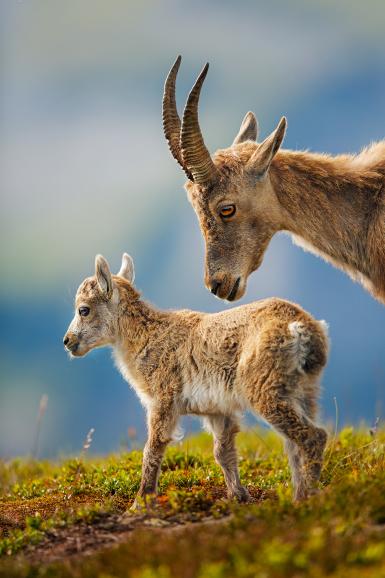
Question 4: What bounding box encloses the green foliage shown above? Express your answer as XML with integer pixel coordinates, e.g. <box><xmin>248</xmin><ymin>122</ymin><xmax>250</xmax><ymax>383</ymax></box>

<box><xmin>0</xmin><ymin>428</ymin><xmax>385</xmax><ymax>577</ymax></box>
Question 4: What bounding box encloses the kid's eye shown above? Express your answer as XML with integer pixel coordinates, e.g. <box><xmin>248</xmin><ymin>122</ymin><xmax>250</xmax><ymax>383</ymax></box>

<box><xmin>219</xmin><ymin>204</ymin><xmax>236</xmax><ymax>219</ymax></box>
<box><xmin>79</xmin><ymin>306</ymin><xmax>90</xmax><ymax>317</ymax></box>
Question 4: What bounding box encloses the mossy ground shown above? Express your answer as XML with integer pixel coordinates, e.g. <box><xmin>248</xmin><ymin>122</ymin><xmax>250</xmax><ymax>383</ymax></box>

<box><xmin>1</xmin><ymin>427</ymin><xmax>385</xmax><ymax>577</ymax></box>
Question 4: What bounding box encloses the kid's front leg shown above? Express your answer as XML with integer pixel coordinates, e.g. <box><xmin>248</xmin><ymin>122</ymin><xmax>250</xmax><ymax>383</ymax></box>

<box><xmin>132</xmin><ymin>403</ymin><xmax>178</xmax><ymax>511</ymax></box>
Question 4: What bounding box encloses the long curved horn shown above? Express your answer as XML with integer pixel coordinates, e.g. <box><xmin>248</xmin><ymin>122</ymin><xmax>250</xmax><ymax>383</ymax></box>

<box><xmin>181</xmin><ymin>63</ymin><xmax>219</xmax><ymax>186</ymax></box>
<box><xmin>162</xmin><ymin>56</ymin><xmax>193</xmax><ymax>180</ymax></box>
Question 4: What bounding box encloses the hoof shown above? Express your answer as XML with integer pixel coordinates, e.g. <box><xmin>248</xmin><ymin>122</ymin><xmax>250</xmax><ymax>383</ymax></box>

<box><xmin>293</xmin><ymin>485</ymin><xmax>308</xmax><ymax>502</ymax></box>
<box><xmin>229</xmin><ymin>486</ymin><xmax>251</xmax><ymax>503</ymax></box>
<box><xmin>294</xmin><ymin>485</ymin><xmax>321</xmax><ymax>502</ymax></box>
<box><xmin>129</xmin><ymin>499</ymin><xmax>142</xmax><ymax>513</ymax></box>
<box><xmin>130</xmin><ymin>494</ymin><xmax>157</xmax><ymax>513</ymax></box>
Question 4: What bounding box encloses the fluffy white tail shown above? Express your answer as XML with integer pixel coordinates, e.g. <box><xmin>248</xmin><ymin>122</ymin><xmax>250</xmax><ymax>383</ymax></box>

<box><xmin>287</xmin><ymin>320</ymin><xmax>328</xmax><ymax>374</ymax></box>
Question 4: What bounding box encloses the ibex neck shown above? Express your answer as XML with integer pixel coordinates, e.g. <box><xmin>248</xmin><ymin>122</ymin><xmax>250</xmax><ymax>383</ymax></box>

<box><xmin>116</xmin><ymin>296</ymin><xmax>170</xmax><ymax>359</ymax></box>
<box><xmin>270</xmin><ymin>149</ymin><xmax>383</xmax><ymax>280</ymax></box>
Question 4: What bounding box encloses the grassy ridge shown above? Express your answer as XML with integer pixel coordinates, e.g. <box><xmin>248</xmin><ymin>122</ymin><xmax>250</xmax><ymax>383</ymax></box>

<box><xmin>0</xmin><ymin>428</ymin><xmax>385</xmax><ymax>577</ymax></box>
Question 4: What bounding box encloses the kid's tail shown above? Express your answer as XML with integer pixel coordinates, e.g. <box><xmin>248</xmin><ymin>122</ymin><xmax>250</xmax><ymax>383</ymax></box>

<box><xmin>287</xmin><ymin>319</ymin><xmax>329</xmax><ymax>374</ymax></box>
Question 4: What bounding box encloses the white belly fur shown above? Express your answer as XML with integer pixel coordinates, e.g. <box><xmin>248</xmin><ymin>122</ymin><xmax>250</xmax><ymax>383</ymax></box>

<box><xmin>114</xmin><ymin>348</ymin><xmax>249</xmax><ymax>417</ymax></box>
<box><xmin>182</xmin><ymin>376</ymin><xmax>249</xmax><ymax>415</ymax></box>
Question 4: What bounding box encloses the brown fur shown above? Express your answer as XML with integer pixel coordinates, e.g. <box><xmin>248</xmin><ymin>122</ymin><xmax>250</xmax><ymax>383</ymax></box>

<box><xmin>64</xmin><ymin>254</ymin><xmax>329</xmax><ymax>507</ymax></box>
<box><xmin>182</xmin><ymin>117</ymin><xmax>385</xmax><ymax>303</ymax></box>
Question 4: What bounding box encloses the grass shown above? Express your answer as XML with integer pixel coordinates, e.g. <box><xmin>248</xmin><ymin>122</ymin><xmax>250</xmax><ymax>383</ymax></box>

<box><xmin>0</xmin><ymin>427</ymin><xmax>385</xmax><ymax>577</ymax></box>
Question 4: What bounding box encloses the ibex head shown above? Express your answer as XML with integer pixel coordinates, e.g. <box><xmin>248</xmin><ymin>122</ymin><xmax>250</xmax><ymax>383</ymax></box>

<box><xmin>63</xmin><ymin>254</ymin><xmax>136</xmax><ymax>356</ymax></box>
<box><xmin>163</xmin><ymin>56</ymin><xmax>286</xmax><ymax>301</ymax></box>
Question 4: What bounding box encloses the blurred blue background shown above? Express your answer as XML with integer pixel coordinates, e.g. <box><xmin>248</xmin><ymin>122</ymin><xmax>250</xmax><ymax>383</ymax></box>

<box><xmin>1</xmin><ymin>0</ymin><xmax>385</xmax><ymax>457</ymax></box>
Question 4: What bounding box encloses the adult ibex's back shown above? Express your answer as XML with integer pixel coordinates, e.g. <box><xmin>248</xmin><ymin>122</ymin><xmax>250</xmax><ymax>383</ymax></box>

<box><xmin>163</xmin><ymin>56</ymin><xmax>385</xmax><ymax>304</ymax></box>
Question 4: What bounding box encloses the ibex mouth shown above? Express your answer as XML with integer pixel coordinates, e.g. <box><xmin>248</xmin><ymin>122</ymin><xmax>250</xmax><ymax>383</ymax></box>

<box><xmin>227</xmin><ymin>277</ymin><xmax>241</xmax><ymax>302</ymax></box>
<box><xmin>66</xmin><ymin>343</ymin><xmax>79</xmax><ymax>355</ymax></box>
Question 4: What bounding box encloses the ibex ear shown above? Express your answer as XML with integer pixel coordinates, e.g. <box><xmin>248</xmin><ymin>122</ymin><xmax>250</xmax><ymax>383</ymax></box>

<box><xmin>95</xmin><ymin>254</ymin><xmax>113</xmax><ymax>298</ymax></box>
<box><xmin>248</xmin><ymin>116</ymin><xmax>286</xmax><ymax>177</ymax></box>
<box><xmin>118</xmin><ymin>253</ymin><xmax>135</xmax><ymax>284</ymax></box>
<box><xmin>232</xmin><ymin>112</ymin><xmax>258</xmax><ymax>145</ymax></box>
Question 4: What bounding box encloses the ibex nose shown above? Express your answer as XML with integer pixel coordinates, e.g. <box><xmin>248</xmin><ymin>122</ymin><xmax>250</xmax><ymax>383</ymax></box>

<box><xmin>63</xmin><ymin>333</ymin><xmax>79</xmax><ymax>353</ymax></box>
<box><xmin>210</xmin><ymin>280</ymin><xmax>222</xmax><ymax>296</ymax></box>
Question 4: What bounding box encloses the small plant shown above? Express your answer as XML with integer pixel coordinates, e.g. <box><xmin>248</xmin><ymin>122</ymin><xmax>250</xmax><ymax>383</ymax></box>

<box><xmin>369</xmin><ymin>417</ymin><xmax>380</xmax><ymax>437</ymax></box>
<box><xmin>31</xmin><ymin>394</ymin><xmax>48</xmax><ymax>460</ymax></box>
<box><xmin>75</xmin><ymin>427</ymin><xmax>95</xmax><ymax>480</ymax></box>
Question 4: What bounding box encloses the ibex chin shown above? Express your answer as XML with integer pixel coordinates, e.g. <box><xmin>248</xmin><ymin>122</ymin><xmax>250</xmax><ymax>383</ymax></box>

<box><xmin>163</xmin><ymin>56</ymin><xmax>385</xmax><ymax>303</ymax></box>
<box><xmin>64</xmin><ymin>253</ymin><xmax>329</xmax><ymax>506</ymax></box>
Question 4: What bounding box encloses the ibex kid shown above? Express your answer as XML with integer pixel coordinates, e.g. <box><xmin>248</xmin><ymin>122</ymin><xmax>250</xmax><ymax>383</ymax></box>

<box><xmin>64</xmin><ymin>253</ymin><xmax>329</xmax><ymax>507</ymax></box>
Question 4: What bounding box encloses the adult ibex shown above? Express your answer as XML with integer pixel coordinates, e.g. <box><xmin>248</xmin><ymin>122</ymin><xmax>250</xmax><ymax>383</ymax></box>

<box><xmin>64</xmin><ymin>253</ymin><xmax>328</xmax><ymax>506</ymax></box>
<box><xmin>163</xmin><ymin>56</ymin><xmax>385</xmax><ymax>303</ymax></box>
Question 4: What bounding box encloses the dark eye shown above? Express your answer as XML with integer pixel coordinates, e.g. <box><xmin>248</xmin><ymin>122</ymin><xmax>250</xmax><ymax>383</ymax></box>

<box><xmin>219</xmin><ymin>204</ymin><xmax>236</xmax><ymax>219</ymax></box>
<box><xmin>79</xmin><ymin>306</ymin><xmax>90</xmax><ymax>317</ymax></box>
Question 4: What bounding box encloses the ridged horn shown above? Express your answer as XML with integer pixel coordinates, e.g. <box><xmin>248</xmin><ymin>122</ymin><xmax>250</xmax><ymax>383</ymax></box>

<box><xmin>181</xmin><ymin>63</ymin><xmax>219</xmax><ymax>186</ymax></box>
<box><xmin>162</xmin><ymin>56</ymin><xmax>193</xmax><ymax>180</ymax></box>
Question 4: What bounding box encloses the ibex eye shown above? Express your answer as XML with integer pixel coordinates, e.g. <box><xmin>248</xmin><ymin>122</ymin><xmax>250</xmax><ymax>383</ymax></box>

<box><xmin>220</xmin><ymin>204</ymin><xmax>236</xmax><ymax>219</ymax></box>
<box><xmin>79</xmin><ymin>306</ymin><xmax>90</xmax><ymax>317</ymax></box>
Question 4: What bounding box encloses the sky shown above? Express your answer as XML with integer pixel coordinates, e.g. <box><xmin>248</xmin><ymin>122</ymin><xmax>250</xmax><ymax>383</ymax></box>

<box><xmin>1</xmin><ymin>0</ymin><xmax>385</xmax><ymax>457</ymax></box>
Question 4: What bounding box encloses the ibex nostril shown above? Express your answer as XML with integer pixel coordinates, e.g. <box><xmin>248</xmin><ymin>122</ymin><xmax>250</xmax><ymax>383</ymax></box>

<box><xmin>63</xmin><ymin>336</ymin><xmax>69</xmax><ymax>346</ymax></box>
<box><xmin>210</xmin><ymin>281</ymin><xmax>221</xmax><ymax>296</ymax></box>
<box><xmin>227</xmin><ymin>277</ymin><xmax>241</xmax><ymax>302</ymax></box>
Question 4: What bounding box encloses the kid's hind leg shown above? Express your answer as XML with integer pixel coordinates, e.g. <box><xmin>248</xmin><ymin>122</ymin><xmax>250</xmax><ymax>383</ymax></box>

<box><xmin>254</xmin><ymin>386</ymin><xmax>327</xmax><ymax>501</ymax></box>
<box><xmin>204</xmin><ymin>414</ymin><xmax>250</xmax><ymax>502</ymax></box>
<box><xmin>301</xmin><ymin>394</ymin><xmax>327</xmax><ymax>488</ymax></box>
<box><xmin>285</xmin><ymin>391</ymin><xmax>326</xmax><ymax>499</ymax></box>
<box><xmin>284</xmin><ymin>438</ymin><xmax>308</xmax><ymax>501</ymax></box>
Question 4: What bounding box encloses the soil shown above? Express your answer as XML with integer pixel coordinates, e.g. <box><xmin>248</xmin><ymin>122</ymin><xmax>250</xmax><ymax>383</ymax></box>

<box><xmin>0</xmin><ymin>487</ymin><xmax>269</xmax><ymax>566</ymax></box>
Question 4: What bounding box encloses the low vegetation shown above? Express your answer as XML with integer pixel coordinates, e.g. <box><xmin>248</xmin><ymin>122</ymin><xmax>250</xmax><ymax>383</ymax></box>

<box><xmin>0</xmin><ymin>427</ymin><xmax>385</xmax><ymax>577</ymax></box>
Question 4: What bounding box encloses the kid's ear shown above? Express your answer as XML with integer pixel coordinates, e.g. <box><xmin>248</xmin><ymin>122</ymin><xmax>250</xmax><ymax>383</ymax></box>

<box><xmin>232</xmin><ymin>111</ymin><xmax>258</xmax><ymax>145</ymax></box>
<box><xmin>118</xmin><ymin>253</ymin><xmax>135</xmax><ymax>284</ymax></box>
<box><xmin>95</xmin><ymin>254</ymin><xmax>113</xmax><ymax>297</ymax></box>
<box><xmin>248</xmin><ymin>116</ymin><xmax>286</xmax><ymax>177</ymax></box>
